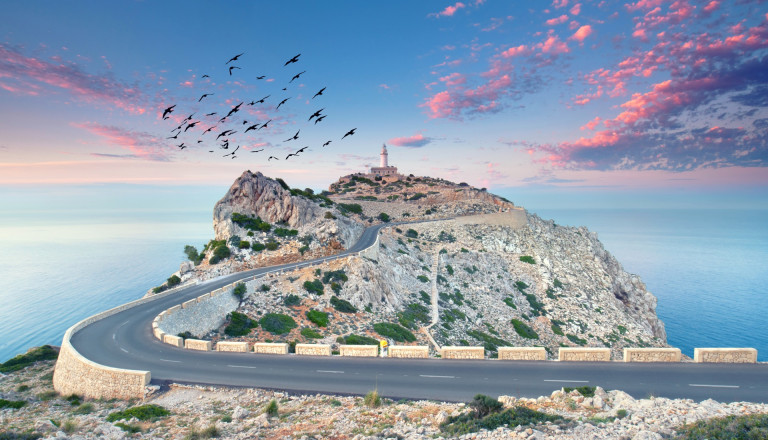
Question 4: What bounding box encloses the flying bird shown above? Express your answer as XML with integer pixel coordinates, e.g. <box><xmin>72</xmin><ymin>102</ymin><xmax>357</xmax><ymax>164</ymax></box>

<box><xmin>205</xmin><ymin>112</ymin><xmax>217</xmax><ymax>116</ymax></box>
<box><xmin>256</xmin><ymin>75</ymin><xmax>265</xmax><ymax>80</ymax></box>
<box><xmin>284</xmin><ymin>130</ymin><xmax>300</xmax><ymax>142</ymax></box>
<box><xmin>202</xmin><ymin>74</ymin><xmax>210</xmax><ymax>78</ymax></box>
<box><xmin>184</xmin><ymin>121</ymin><xmax>199</xmax><ymax>132</ymax></box>
<box><xmin>229</xmin><ymin>66</ymin><xmax>241</xmax><ymax>75</ymax></box>
<box><xmin>167</xmin><ymin>133</ymin><xmax>179</xmax><ymax>140</ymax></box>
<box><xmin>342</xmin><ymin>128</ymin><xmax>357</xmax><ymax>139</ymax></box>
<box><xmin>308</xmin><ymin>108</ymin><xmax>324</xmax><ymax>121</ymax></box>
<box><xmin>312</xmin><ymin>87</ymin><xmax>326</xmax><ymax>99</ymax></box>
<box><xmin>276</xmin><ymin>98</ymin><xmax>289</xmax><ymax>110</ymax></box>
<box><xmin>285</xmin><ymin>152</ymin><xmax>299</xmax><ymax>160</ymax></box>
<box><xmin>198</xmin><ymin>93</ymin><xmax>214</xmax><ymax>102</ymax></box>
<box><xmin>203</xmin><ymin>126</ymin><xmax>217</xmax><ymax>134</ymax></box>
<box><xmin>251</xmin><ymin>148</ymin><xmax>264</xmax><ymax>153</ymax></box>
<box><xmin>255</xmin><ymin>95</ymin><xmax>270</xmax><ymax>104</ymax></box>
<box><xmin>184</xmin><ymin>113</ymin><xmax>195</xmax><ymax>122</ymax></box>
<box><xmin>297</xmin><ymin>146</ymin><xmax>308</xmax><ymax>153</ymax></box>
<box><xmin>226</xmin><ymin>52</ymin><xmax>244</xmax><ymax>64</ymax></box>
<box><xmin>245</xmin><ymin>123</ymin><xmax>260</xmax><ymax>133</ymax></box>
<box><xmin>322</xmin><ymin>140</ymin><xmax>332</xmax><ymax>147</ymax></box>
<box><xmin>216</xmin><ymin>129</ymin><xmax>235</xmax><ymax>140</ymax></box>
<box><xmin>177</xmin><ymin>142</ymin><xmax>187</xmax><ymax>149</ymax></box>
<box><xmin>225</xmin><ymin>102</ymin><xmax>243</xmax><ymax>118</ymax></box>
<box><xmin>162</xmin><ymin>105</ymin><xmax>176</xmax><ymax>120</ymax></box>
<box><xmin>259</xmin><ymin>119</ymin><xmax>272</xmax><ymax>130</ymax></box>
<box><xmin>314</xmin><ymin>115</ymin><xmax>326</xmax><ymax>124</ymax></box>
<box><xmin>284</xmin><ymin>53</ymin><xmax>300</xmax><ymax>66</ymax></box>
<box><xmin>242</xmin><ymin>120</ymin><xmax>249</xmax><ymax>125</ymax></box>
<box><xmin>268</xmin><ymin>156</ymin><xmax>279</xmax><ymax>161</ymax></box>
<box><xmin>289</xmin><ymin>70</ymin><xmax>306</xmax><ymax>83</ymax></box>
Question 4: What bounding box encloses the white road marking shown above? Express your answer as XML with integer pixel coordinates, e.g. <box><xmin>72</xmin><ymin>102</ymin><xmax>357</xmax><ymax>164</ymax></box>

<box><xmin>120</xmin><ymin>347</ymin><xmax>129</xmax><ymax>354</ymax></box>
<box><xmin>419</xmin><ymin>375</ymin><xmax>455</xmax><ymax>379</ymax></box>
<box><xmin>160</xmin><ymin>359</ymin><xmax>181</xmax><ymax>363</ymax></box>
<box><xmin>317</xmin><ymin>370</ymin><xmax>345</xmax><ymax>374</ymax></box>
<box><xmin>543</xmin><ymin>379</ymin><xmax>590</xmax><ymax>383</ymax></box>
<box><xmin>112</xmin><ymin>334</ymin><xmax>116</xmax><ymax>341</ymax></box>
<box><xmin>689</xmin><ymin>384</ymin><xmax>740</xmax><ymax>388</ymax></box>
<box><xmin>228</xmin><ymin>365</ymin><xmax>257</xmax><ymax>369</ymax></box>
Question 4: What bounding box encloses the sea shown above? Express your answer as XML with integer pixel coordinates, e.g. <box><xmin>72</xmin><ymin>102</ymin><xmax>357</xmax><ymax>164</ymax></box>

<box><xmin>1</xmin><ymin>200</ymin><xmax>766</xmax><ymax>362</ymax></box>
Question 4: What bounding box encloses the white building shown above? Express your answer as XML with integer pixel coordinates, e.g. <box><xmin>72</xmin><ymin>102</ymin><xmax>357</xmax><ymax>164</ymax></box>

<box><xmin>369</xmin><ymin>144</ymin><xmax>399</xmax><ymax>177</ymax></box>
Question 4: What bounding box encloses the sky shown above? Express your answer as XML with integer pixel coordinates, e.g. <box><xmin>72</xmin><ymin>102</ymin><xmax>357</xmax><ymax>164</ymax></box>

<box><xmin>1</xmin><ymin>1</ymin><xmax>768</xmax><ymax>210</ymax></box>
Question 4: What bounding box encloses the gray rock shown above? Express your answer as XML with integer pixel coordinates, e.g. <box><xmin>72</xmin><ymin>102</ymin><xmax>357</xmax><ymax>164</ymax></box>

<box><xmin>232</xmin><ymin>405</ymin><xmax>249</xmax><ymax>420</ymax></box>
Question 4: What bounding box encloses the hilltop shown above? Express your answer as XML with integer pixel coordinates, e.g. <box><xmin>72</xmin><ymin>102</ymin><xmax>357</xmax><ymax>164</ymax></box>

<box><xmin>154</xmin><ymin>170</ymin><xmax>667</xmax><ymax>359</ymax></box>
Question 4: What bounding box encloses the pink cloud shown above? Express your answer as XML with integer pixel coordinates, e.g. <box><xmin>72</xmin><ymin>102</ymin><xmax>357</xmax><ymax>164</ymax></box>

<box><xmin>429</xmin><ymin>2</ymin><xmax>466</xmax><ymax>18</ymax></box>
<box><xmin>581</xmin><ymin>117</ymin><xmax>602</xmax><ymax>130</ymax></box>
<box><xmin>0</xmin><ymin>44</ymin><xmax>147</xmax><ymax>115</ymax></box>
<box><xmin>538</xmin><ymin>31</ymin><xmax>570</xmax><ymax>54</ymax></box>
<box><xmin>570</xmin><ymin>3</ymin><xmax>582</xmax><ymax>15</ymax></box>
<box><xmin>545</xmin><ymin>14</ymin><xmax>569</xmax><ymax>26</ymax></box>
<box><xmin>73</xmin><ymin>122</ymin><xmax>171</xmax><ymax>161</ymax></box>
<box><xmin>501</xmin><ymin>45</ymin><xmax>530</xmax><ymax>58</ymax></box>
<box><xmin>422</xmin><ymin>74</ymin><xmax>513</xmax><ymax>119</ymax></box>
<box><xmin>570</xmin><ymin>25</ymin><xmax>593</xmax><ymax>42</ymax></box>
<box><xmin>388</xmin><ymin>134</ymin><xmax>433</xmax><ymax>148</ymax></box>
<box><xmin>552</xmin><ymin>0</ymin><xmax>569</xmax><ymax>8</ymax></box>
<box><xmin>440</xmin><ymin>72</ymin><xmax>467</xmax><ymax>86</ymax></box>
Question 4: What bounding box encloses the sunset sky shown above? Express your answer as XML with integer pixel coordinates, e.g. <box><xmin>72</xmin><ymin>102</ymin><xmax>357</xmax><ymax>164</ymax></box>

<box><xmin>2</xmin><ymin>1</ymin><xmax>767</xmax><ymax>209</ymax></box>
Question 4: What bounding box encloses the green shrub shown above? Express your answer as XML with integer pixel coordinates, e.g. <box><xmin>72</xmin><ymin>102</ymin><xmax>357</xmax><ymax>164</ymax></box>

<box><xmin>238</xmin><ymin>240</ymin><xmax>251</xmax><ymax>249</ymax></box>
<box><xmin>338</xmin><ymin>203</ymin><xmax>363</xmax><ymax>214</ymax></box>
<box><xmin>525</xmin><ymin>294</ymin><xmax>546</xmax><ymax>316</ymax></box>
<box><xmin>519</xmin><ymin>255</ymin><xmax>536</xmax><ymax>264</ymax></box>
<box><xmin>273</xmin><ymin>227</ymin><xmax>298</xmax><ymax>237</ymax></box>
<box><xmin>265</xmin><ymin>240</ymin><xmax>280</xmax><ymax>251</ymax></box>
<box><xmin>232</xmin><ymin>282</ymin><xmax>246</xmax><ymax>301</ymax></box>
<box><xmin>511</xmin><ymin>319</ymin><xmax>539</xmax><ymax>340</ymax></box>
<box><xmin>566</xmin><ymin>334</ymin><xmax>587</xmax><ymax>346</ymax></box>
<box><xmin>228</xmin><ymin>235</ymin><xmax>241</xmax><ymax>247</ymax></box>
<box><xmin>299</xmin><ymin>245</ymin><xmax>309</xmax><ymax>255</ymax></box>
<box><xmin>419</xmin><ymin>290</ymin><xmax>431</xmax><ymax>304</ymax></box>
<box><xmin>563</xmin><ymin>386</ymin><xmax>595</xmax><ymax>397</ymax></box>
<box><xmin>306</xmin><ymin>309</ymin><xmax>329</xmax><ymax>327</ymax></box>
<box><xmin>260</xmin><ymin>313</ymin><xmax>297</xmax><ymax>334</ymax></box>
<box><xmin>167</xmin><ymin>275</ymin><xmax>181</xmax><ymax>287</ymax></box>
<box><xmin>330</xmin><ymin>296</ymin><xmax>357</xmax><ymax>313</ymax></box>
<box><xmin>225</xmin><ymin>311</ymin><xmax>257</xmax><ymax>337</ymax></box>
<box><xmin>441</xmin><ymin>404</ymin><xmax>562</xmax><ymax>436</ymax></box>
<box><xmin>184</xmin><ymin>245</ymin><xmax>201</xmax><ymax>264</ymax></box>
<box><xmin>470</xmin><ymin>394</ymin><xmax>503</xmax><ymax>418</ymax></box>
<box><xmin>378</xmin><ymin>212</ymin><xmax>390</xmax><ymax>222</ymax></box>
<box><xmin>364</xmin><ymin>389</ymin><xmax>381</xmax><ymax>408</ymax></box>
<box><xmin>551</xmin><ymin>323</ymin><xmax>565</xmax><ymax>336</ymax></box>
<box><xmin>260</xmin><ymin>284</ymin><xmax>271</xmax><ymax>292</ymax></box>
<box><xmin>503</xmin><ymin>297</ymin><xmax>517</xmax><ymax>309</ymax></box>
<box><xmin>416</xmin><ymin>275</ymin><xmax>429</xmax><ymax>283</ymax></box>
<box><xmin>322</xmin><ymin>269</ymin><xmax>348</xmax><ymax>284</ymax></box>
<box><xmin>675</xmin><ymin>414</ymin><xmax>768</xmax><ymax>439</ymax></box>
<box><xmin>0</xmin><ymin>399</ymin><xmax>26</xmax><ymax>409</ymax></box>
<box><xmin>445</xmin><ymin>264</ymin><xmax>454</xmax><ymax>275</ymax></box>
<box><xmin>209</xmin><ymin>244</ymin><xmax>231</xmax><ymax>264</ymax></box>
<box><xmin>183</xmin><ymin>425</ymin><xmax>219</xmax><ymax>440</ymax></box>
<box><xmin>397</xmin><ymin>303</ymin><xmax>430</xmax><ymax>329</ymax></box>
<box><xmin>324</xmin><ymin>211</ymin><xmax>336</xmax><ymax>219</ymax></box>
<box><xmin>73</xmin><ymin>403</ymin><xmax>94</xmax><ymax>415</ymax></box>
<box><xmin>115</xmin><ymin>422</ymin><xmax>142</xmax><ymax>433</ymax></box>
<box><xmin>15</xmin><ymin>384</ymin><xmax>29</xmax><ymax>392</ymax></box>
<box><xmin>106</xmin><ymin>404</ymin><xmax>170</xmax><ymax>422</ymax></box>
<box><xmin>231</xmin><ymin>213</ymin><xmax>271</xmax><ymax>232</ymax></box>
<box><xmin>300</xmin><ymin>327</ymin><xmax>323</xmax><ymax>339</ymax></box>
<box><xmin>467</xmin><ymin>330</ymin><xmax>510</xmax><ymax>352</ymax></box>
<box><xmin>0</xmin><ymin>345</ymin><xmax>58</xmax><ymax>373</ymax></box>
<box><xmin>373</xmin><ymin>323</ymin><xmax>416</xmax><ymax>342</ymax></box>
<box><xmin>616</xmin><ymin>409</ymin><xmax>628</xmax><ymax>419</ymax></box>
<box><xmin>514</xmin><ymin>281</ymin><xmax>528</xmax><ymax>292</ymax></box>
<box><xmin>438</xmin><ymin>231</ymin><xmax>456</xmax><ymax>242</ymax></box>
<box><xmin>284</xmin><ymin>294</ymin><xmax>301</xmax><ymax>307</ymax></box>
<box><xmin>344</xmin><ymin>334</ymin><xmax>379</xmax><ymax>345</ymax></box>
<box><xmin>303</xmin><ymin>279</ymin><xmax>324</xmax><ymax>295</ymax></box>
<box><xmin>617</xmin><ymin>325</ymin><xmax>627</xmax><ymax>334</ymax></box>
<box><xmin>265</xmin><ymin>399</ymin><xmax>279</xmax><ymax>417</ymax></box>
<box><xmin>252</xmin><ymin>242</ymin><xmax>266</xmax><ymax>252</ymax></box>
<box><xmin>405</xmin><ymin>229</ymin><xmax>418</xmax><ymax>238</ymax></box>
<box><xmin>553</xmin><ymin>278</ymin><xmax>564</xmax><ymax>288</ymax></box>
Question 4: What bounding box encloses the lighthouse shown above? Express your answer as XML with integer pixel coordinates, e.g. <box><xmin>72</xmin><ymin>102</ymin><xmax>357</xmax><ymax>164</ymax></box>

<box><xmin>380</xmin><ymin>144</ymin><xmax>389</xmax><ymax>168</ymax></box>
<box><xmin>369</xmin><ymin>143</ymin><xmax>399</xmax><ymax>177</ymax></box>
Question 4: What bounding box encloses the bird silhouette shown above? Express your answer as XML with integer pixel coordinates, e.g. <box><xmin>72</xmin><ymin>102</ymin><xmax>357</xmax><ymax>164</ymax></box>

<box><xmin>314</xmin><ymin>115</ymin><xmax>326</xmax><ymax>124</ymax></box>
<box><xmin>203</xmin><ymin>126</ymin><xmax>217</xmax><ymax>135</ymax></box>
<box><xmin>226</xmin><ymin>53</ymin><xmax>244</xmax><ymax>64</ymax></box>
<box><xmin>205</xmin><ymin>112</ymin><xmax>217</xmax><ymax>116</ymax></box>
<box><xmin>284</xmin><ymin>53</ymin><xmax>301</xmax><ymax>66</ymax></box>
<box><xmin>202</xmin><ymin>74</ymin><xmax>210</xmax><ymax>78</ymax></box>
<box><xmin>229</xmin><ymin>66</ymin><xmax>241</xmax><ymax>75</ymax></box>
<box><xmin>197</xmin><ymin>140</ymin><xmax>203</xmax><ymax>143</ymax></box>
<box><xmin>198</xmin><ymin>93</ymin><xmax>214</xmax><ymax>102</ymax></box>
<box><xmin>276</xmin><ymin>98</ymin><xmax>289</xmax><ymax>110</ymax></box>
<box><xmin>251</xmin><ymin>148</ymin><xmax>264</xmax><ymax>153</ymax></box>
<box><xmin>167</xmin><ymin>133</ymin><xmax>179</xmax><ymax>140</ymax></box>
<box><xmin>216</xmin><ymin>129</ymin><xmax>235</xmax><ymax>140</ymax></box>
<box><xmin>284</xmin><ymin>130</ymin><xmax>300</xmax><ymax>142</ymax></box>
<box><xmin>256</xmin><ymin>75</ymin><xmax>265</xmax><ymax>80</ymax></box>
<box><xmin>247</xmin><ymin>101</ymin><xmax>256</xmax><ymax>106</ymax></box>
<box><xmin>245</xmin><ymin>123</ymin><xmax>260</xmax><ymax>133</ymax></box>
<box><xmin>225</xmin><ymin>102</ymin><xmax>243</xmax><ymax>118</ymax></box>
<box><xmin>312</xmin><ymin>87</ymin><xmax>326</xmax><ymax>99</ymax></box>
<box><xmin>184</xmin><ymin>113</ymin><xmax>195</xmax><ymax>122</ymax></box>
<box><xmin>297</xmin><ymin>146</ymin><xmax>308</xmax><ymax>153</ymax></box>
<box><xmin>242</xmin><ymin>120</ymin><xmax>249</xmax><ymax>125</ymax></box>
<box><xmin>219</xmin><ymin>116</ymin><xmax>228</xmax><ymax>123</ymax></box>
<box><xmin>162</xmin><ymin>105</ymin><xmax>175</xmax><ymax>120</ymax></box>
<box><xmin>342</xmin><ymin>128</ymin><xmax>357</xmax><ymax>139</ymax></box>
<box><xmin>184</xmin><ymin>121</ymin><xmax>199</xmax><ymax>132</ymax></box>
<box><xmin>308</xmin><ymin>108</ymin><xmax>325</xmax><ymax>121</ymax></box>
<box><xmin>177</xmin><ymin>142</ymin><xmax>187</xmax><ymax>149</ymax></box>
<box><xmin>268</xmin><ymin>156</ymin><xmax>279</xmax><ymax>161</ymax></box>
<box><xmin>289</xmin><ymin>70</ymin><xmax>306</xmax><ymax>83</ymax></box>
<box><xmin>286</xmin><ymin>152</ymin><xmax>299</xmax><ymax>160</ymax></box>
<box><xmin>322</xmin><ymin>140</ymin><xmax>332</xmax><ymax>147</ymax></box>
<box><xmin>255</xmin><ymin>95</ymin><xmax>270</xmax><ymax>104</ymax></box>
<box><xmin>259</xmin><ymin>119</ymin><xmax>272</xmax><ymax>130</ymax></box>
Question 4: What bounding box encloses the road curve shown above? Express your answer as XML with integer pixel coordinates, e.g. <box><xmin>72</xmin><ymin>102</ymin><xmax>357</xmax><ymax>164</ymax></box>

<box><xmin>70</xmin><ymin>223</ymin><xmax>768</xmax><ymax>403</ymax></box>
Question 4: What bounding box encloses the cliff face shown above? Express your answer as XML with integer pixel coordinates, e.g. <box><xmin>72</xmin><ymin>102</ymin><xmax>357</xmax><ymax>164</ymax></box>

<box><xmin>212</xmin><ymin>170</ymin><xmax>363</xmax><ymax>249</ymax></box>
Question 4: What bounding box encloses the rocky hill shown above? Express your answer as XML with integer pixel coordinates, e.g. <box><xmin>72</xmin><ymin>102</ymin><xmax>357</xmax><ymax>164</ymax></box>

<box><xmin>163</xmin><ymin>170</ymin><xmax>668</xmax><ymax>360</ymax></box>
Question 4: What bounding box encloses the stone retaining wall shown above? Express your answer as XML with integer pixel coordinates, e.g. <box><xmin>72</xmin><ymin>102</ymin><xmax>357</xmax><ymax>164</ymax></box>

<box><xmin>559</xmin><ymin>347</ymin><xmax>611</xmax><ymax>362</ymax></box>
<box><xmin>340</xmin><ymin>345</ymin><xmax>379</xmax><ymax>357</ymax></box>
<box><xmin>389</xmin><ymin>346</ymin><xmax>429</xmax><ymax>359</ymax></box>
<box><xmin>694</xmin><ymin>348</ymin><xmax>758</xmax><ymax>363</ymax></box>
<box><xmin>185</xmin><ymin>339</ymin><xmax>212</xmax><ymax>351</ymax></box>
<box><xmin>216</xmin><ymin>341</ymin><xmax>249</xmax><ymax>352</ymax></box>
<box><xmin>498</xmin><ymin>347</ymin><xmax>547</xmax><ymax>361</ymax></box>
<box><xmin>254</xmin><ymin>343</ymin><xmax>289</xmax><ymax>355</ymax></box>
<box><xmin>163</xmin><ymin>334</ymin><xmax>184</xmax><ymax>348</ymax></box>
<box><xmin>441</xmin><ymin>346</ymin><xmax>484</xmax><ymax>359</ymax></box>
<box><xmin>296</xmin><ymin>344</ymin><xmax>332</xmax><ymax>356</ymax></box>
<box><xmin>624</xmin><ymin>348</ymin><xmax>681</xmax><ymax>362</ymax></box>
<box><xmin>157</xmin><ymin>286</ymin><xmax>239</xmax><ymax>338</ymax></box>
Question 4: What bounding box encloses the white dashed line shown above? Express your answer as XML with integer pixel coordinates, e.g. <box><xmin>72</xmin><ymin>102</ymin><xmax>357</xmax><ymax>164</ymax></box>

<box><xmin>317</xmin><ymin>370</ymin><xmax>345</xmax><ymax>374</ymax></box>
<box><xmin>689</xmin><ymin>384</ymin><xmax>739</xmax><ymax>388</ymax></box>
<box><xmin>419</xmin><ymin>375</ymin><xmax>455</xmax><ymax>379</ymax></box>
<box><xmin>228</xmin><ymin>365</ymin><xmax>257</xmax><ymax>369</ymax></box>
<box><xmin>120</xmin><ymin>347</ymin><xmax>129</xmax><ymax>354</ymax></box>
<box><xmin>160</xmin><ymin>359</ymin><xmax>181</xmax><ymax>363</ymax></box>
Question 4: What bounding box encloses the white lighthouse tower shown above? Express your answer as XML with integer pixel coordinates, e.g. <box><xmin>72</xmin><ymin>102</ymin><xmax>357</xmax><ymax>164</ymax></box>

<box><xmin>380</xmin><ymin>144</ymin><xmax>389</xmax><ymax>167</ymax></box>
<box><xmin>370</xmin><ymin>143</ymin><xmax>399</xmax><ymax>177</ymax></box>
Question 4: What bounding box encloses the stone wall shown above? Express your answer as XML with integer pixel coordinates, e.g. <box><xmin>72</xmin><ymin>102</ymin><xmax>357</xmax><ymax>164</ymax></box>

<box><xmin>296</xmin><ymin>344</ymin><xmax>332</xmax><ymax>356</ymax></box>
<box><xmin>498</xmin><ymin>347</ymin><xmax>547</xmax><ymax>361</ymax></box>
<box><xmin>216</xmin><ymin>341</ymin><xmax>249</xmax><ymax>352</ymax></box>
<box><xmin>185</xmin><ymin>339</ymin><xmax>212</xmax><ymax>351</ymax></box>
<box><xmin>623</xmin><ymin>348</ymin><xmax>681</xmax><ymax>362</ymax></box>
<box><xmin>441</xmin><ymin>346</ymin><xmax>484</xmax><ymax>359</ymax></box>
<box><xmin>157</xmin><ymin>286</ymin><xmax>240</xmax><ymax>338</ymax></box>
<box><xmin>163</xmin><ymin>334</ymin><xmax>184</xmax><ymax>348</ymax></box>
<box><xmin>694</xmin><ymin>348</ymin><xmax>758</xmax><ymax>363</ymax></box>
<box><xmin>389</xmin><ymin>346</ymin><xmax>429</xmax><ymax>359</ymax></box>
<box><xmin>254</xmin><ymin>343</ymin><xmax>289</xmax><ymax>355</ymax></box>
<box><xmin>559</xmin><ymin>348</ymin><xmax>611</xmax><ymax>361</ymax></box>
<box><xmin>340</xmin><ymin>345</ymin><xmax>379</xmax><ymax>357</ymax></box>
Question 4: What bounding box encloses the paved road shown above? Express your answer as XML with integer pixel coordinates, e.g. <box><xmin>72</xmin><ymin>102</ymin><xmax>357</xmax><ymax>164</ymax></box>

<box><xmin>70</xmin><ymin>223</ymin><xmax>768</xmax><ymax>403</ymax></box>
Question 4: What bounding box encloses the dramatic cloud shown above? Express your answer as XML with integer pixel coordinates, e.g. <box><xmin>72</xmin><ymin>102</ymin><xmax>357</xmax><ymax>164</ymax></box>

<box><xmin>570</xmin><ymin>25</ymin><xmax>593</xmax><ymax>42</ymax></box>
<box><xmin>429</xmin><ymin>2</ymin><xmax>466</xmax><ymax>18</ymax></box>
<box><xmin>388</xmin><ymin>134</ymin><xmax>434</xmax><ymax>148</ymax></box>
<box><xmin>73</xmin><ymin>122</ymin><xmax>171</xmax><ymax>161</ymax></box>
<box><xmin>0</xmin><ymin>44</ymin><xmax>148</xmax><ymax>114</ymax></box>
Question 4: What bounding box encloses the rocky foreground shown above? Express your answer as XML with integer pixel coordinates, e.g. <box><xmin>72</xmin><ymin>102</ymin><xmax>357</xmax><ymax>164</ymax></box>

<box><xmin>2</xmin><ymin>358</ymin><xmax>767</xmax><ymax>439</ymax></box>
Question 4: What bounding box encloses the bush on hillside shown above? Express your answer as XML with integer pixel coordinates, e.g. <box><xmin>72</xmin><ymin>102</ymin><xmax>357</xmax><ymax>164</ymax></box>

<box><xmin>306</xmin><ymin>309</ymin><xmax>329</xmax><ymax>327</ymax></box>
<box><xmin>260</xmin><ymin>313</ymin><xmax>297</xmax><ymax>334</ymax></box>
<box><xmin>330</xmin><ymin>296</ymin><xmax>357</xmax><ymax>313</ymax></box>
<box><xmin>373</xmin><ymin>323</ymin><xmax>416</xmax><ymax>342</ymax></box>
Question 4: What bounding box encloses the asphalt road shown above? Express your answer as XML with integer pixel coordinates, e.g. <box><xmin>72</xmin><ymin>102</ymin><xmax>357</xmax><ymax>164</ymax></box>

<box><xmin>70</xmin><ymin>222</ymin><xmax>768</xmax><ymax>403</ymax></box>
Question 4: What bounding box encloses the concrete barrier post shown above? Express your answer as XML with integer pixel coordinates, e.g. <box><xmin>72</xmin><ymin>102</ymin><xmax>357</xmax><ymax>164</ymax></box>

<box><xmin>253</xmin><ymin>343</ymin><xmax>289</xmax><ymax>355</ymax></box>
<box><xmin>694</xmin><ymin>348</ymin><xmax>757</xmax><ymax>363</ymax></box>
<box><xmin>623</xmin><ymin>348</ymin><xmax>681</xmax><ymax>362</ymax></box>
<box><xmin>295</xmin><ymin>344</ymin><xmax>332</xmax><ymax>356</ymax></box>
<box><xmin>339</xmin><ymin>345</ymin><xmax>379</xmax><ymax>357</ymax></box>
<box><xmin>498</xmin><ymin>347</ymin><xmax>547</xmax><ymax>361</ymax></box>
<box><xmin>441</xmin><ymin>346</ymin><xmax>484</xmax><ymax>359</ymax></box>
<box><xmin>163</xmin><ymin>334</ymin><xmax>184</xmax><ymax>348</ymax></box>
<box><xmin>184</xmin><ymin>339</ymin><xmax>213</xmax><ymax>351</ymax></box>
<box><xmin>216</xmin><ymin>341</ymin><xmax>249</xmax><ymax>352</ymax></box>
<box><xmin>389</xmin><ymin>346</ymin><xmax>430</xmax><ymax>359</ymax></box>
<box><xmin>558</xmin><ymin>347</ymin><xmax>611</xmax><ymax>361</ymax></box>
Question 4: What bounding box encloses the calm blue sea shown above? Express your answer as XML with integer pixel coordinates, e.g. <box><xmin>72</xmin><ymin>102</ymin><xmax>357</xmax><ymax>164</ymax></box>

<box><xmin>1</xmin><ymin>206</ymin><xmax>766</xmax><ymax>362</ymax></box>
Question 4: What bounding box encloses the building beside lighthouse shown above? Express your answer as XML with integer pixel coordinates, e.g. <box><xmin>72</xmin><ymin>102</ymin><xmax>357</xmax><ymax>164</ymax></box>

<box><xmin>369</xmin><ymin>144</ymin><xmax>399</xmax><ymax>177</ymax></box>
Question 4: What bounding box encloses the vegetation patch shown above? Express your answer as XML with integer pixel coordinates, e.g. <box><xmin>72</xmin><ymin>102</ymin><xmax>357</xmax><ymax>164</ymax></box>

<box><xmin>300</xmin><ymin>327</ymin><xmax>323</xmax><ymax>339</ymax></box>
<box><xmin>551</xmin><ymin>323</ymin><xmax>565</xmax><ymax>336</ymax></box>
<box><xmin>519</xmin><ymin>255</ymin><xmax>536</xmax><ymax>264</ymax></box>
<box><xmin>553</xmin><ymin>278</ymin><xmax>564</xmax><ymax>288</ymax></box>
<box><xmin>225</xmin><ymin>311</ymin><xmax>258</xmax><ymax>337</ymax></box>
<box><xmin>259</xmin><ymin>313</ymin><xmax>297</xmax><ymax>334</ymax></box>
<box><xmin>232</xmin><ymin>282</ymin><xmax>246</xmax><ymax>301</ymax></box>
<box><xmin>0</xmin><ymin>345</ymin><xmax>58</xmax><ymax>373</ymax></box>
<box><xmin>344</xmin><ymin>334</ymin><xmax>379</xmax><ymax>345</ymax></box>
<box><xmin>467</xmin><ymin>330</ymin><xmax>510</xmax><ymax>352</ymax></box>
<box><xmin>514</xmin><ymin>281</ymin><xmax>529</xmax><ymax>292</ymax></box>
<box><xmin>322</xmin><ymin>269</ymin><xmax>348</xmax><ymax>284</ymax></box>
<box><xmin>563</xmin><ymin>386</ymin><xmax>596</xmax><ymax>397</ymax></box>
<box><xmin>303</xmin><ymin>279</ymin><xmax>324</xmax><ymax>295</ymax></box>
<box><xmin>373</xmin><ymin>323</ymin><xmax>416</xmax><ymax>342</ymax></box>
<box><xmin>306</xmin><ymin>309</ymin><xmax>329</xmax><ymax>327</ymax></box>
<box><xmin>231</xmin><ymin>213</ymin><xmax>271</xmax><ymax>232</ymax></box>
<box><xmin>330</xmin><ymin>296</ymin><xmax>357</xmax><ymax>313</ymax></box>
<box><xmin>284</xmin><ymin>294</ymin><xmax>301</xmax><ymax>307</ymax></box>
<box><xmin>338</xmin><ymin>203</ymin><xmax>363</xmax><ymax>215</ymax></box>
<box><xmin>511</xmin><ymin>319</ymin><xmax>539</xmax><ymax>340</ymax></box>
<box><xmin>525</xmin><ymin>294</ymin><xmax>546</xmax><ymax>316</ymax></box>
<box><xmin>273</xmin><ymin>227</ymin><xmax>298</xmax><ymax>237</ymax></box>
<box><xmin>416</xmin><ymin>275</ymin><xmax>429</xmax><ymax>283</ymax></box>
<box><xmin>566</xmin><ymin>334</ymin><xmax>588</xmax><ymax>346</ymax></box>
<box><xmin>209</xmin><ymin>243</ymin><xmax>231</xmax><ymax>264</ymax></box>
<box><xmin>675</xmin><ymin>413</ymin><xmax>768</xmax><ymax>440</ymax></box>
<box><xmin>0</xmin><ymin>399</ymin><xmax>26</xmax><ymax>409</ymax></box>
<box><xmin>438</xmin><ymin>231</ymin><xmax>456</xmax><ymax>242</ymax></box>
<box><xmin>441</xmin><ymin>394</ymin><xmax>563</xmax><ymax>436</ymax></box>
<box><xmin>106</xmin><ymin>404</ymin><xmax>170</xmax><ymax>422</ymax></box>
<box><xmin>405</xmin><ymin>228</ymin><xmax>418</xmax><ymax>238</ymax></box>
<box><xmin>397</xmin><ymin>303</ymin><xmax>430</xmax><ymax>329</ymax></box>
<box><xmin>503</xmin><ymin>297</ymin><xmax>517</xmax><ymax>309</ymax></box>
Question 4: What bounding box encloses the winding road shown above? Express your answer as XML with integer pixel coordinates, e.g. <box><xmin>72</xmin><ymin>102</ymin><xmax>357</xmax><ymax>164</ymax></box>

<box><xmin>70</xmin><ymin>223</ymin><xmax>768</xmax><ymax>403</ymax></box>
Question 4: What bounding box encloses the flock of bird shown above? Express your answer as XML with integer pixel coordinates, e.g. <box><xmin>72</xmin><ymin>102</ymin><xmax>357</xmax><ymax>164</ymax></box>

<box><xmin>160</xmin><ymin>52</ymin><xmax>356</xmax><ymax>161</ymax></box>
